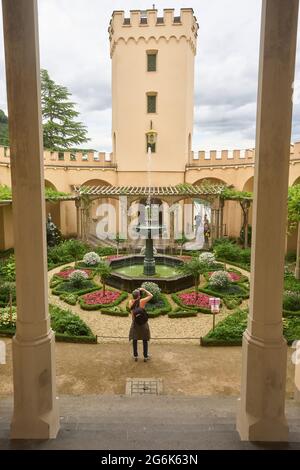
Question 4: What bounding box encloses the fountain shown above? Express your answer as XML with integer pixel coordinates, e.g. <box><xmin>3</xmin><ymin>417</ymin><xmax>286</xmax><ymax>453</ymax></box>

<box><xmin>105</xmin><ymin>145</ymin><xmax>195</xmax><ymax>293</ymax></box>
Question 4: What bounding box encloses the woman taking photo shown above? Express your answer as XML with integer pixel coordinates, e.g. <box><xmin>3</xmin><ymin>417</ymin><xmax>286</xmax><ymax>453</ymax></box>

<box><xmin>129</xmin><ymin>287</ymin><xmax>153</xmax><ymax>362</ymax></box>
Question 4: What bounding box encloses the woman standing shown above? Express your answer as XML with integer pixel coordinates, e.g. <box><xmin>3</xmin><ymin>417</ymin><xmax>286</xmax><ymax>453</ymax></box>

<box><xmin>129</xmin><ymin>287</ymin><xmax>153</xmax><ymax>362</ymax></box>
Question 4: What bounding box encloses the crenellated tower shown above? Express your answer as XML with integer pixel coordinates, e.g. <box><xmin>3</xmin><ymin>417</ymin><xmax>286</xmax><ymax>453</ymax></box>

<box><xmin>108</xmin><ymin>8</ymin><xmax>199</xmax><ymax>181</ymax></box>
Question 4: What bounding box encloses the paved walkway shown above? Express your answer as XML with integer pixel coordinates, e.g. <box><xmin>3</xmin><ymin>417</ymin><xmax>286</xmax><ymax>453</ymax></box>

<box><xmin>0</xmin><ymin>339</ymin><xmax>296</xmax><ymax>397</ymax></box>
<box><xmin>1</xmin><ymin>395</ymin><xmax>300</xmax><ymax>450</ymax></box>
<box><xmin>48</xmin><ymin>263</ymin><xmax>245</xmax><ymax>343</ymax></box>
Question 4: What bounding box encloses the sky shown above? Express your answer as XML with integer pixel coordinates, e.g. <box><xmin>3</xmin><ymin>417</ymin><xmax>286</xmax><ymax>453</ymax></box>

<box><xmin>0</xmin><ymin>0</ymin><xmax>300</xmax><ymax>152</ymax></box>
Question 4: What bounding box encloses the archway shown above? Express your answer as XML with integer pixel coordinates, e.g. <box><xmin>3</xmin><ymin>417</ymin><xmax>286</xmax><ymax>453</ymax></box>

<box><xmin>45</xmin><ymin>180</ymin><xmax>61</xmax><ymax>230</ymax></box>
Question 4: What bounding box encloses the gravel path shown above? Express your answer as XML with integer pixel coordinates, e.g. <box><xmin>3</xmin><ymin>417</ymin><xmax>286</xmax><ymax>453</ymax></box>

<box><xmin>48</xmin><ymin>263</ymin><xmax>249</xmax><ymax>345</ymax></box>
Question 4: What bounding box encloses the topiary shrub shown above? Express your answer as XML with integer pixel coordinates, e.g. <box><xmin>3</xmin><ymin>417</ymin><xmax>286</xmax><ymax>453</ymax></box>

<box><xmin>141</xmin><ymin>281</ymin><xmax>161</xmax><ymax>302</ymax></box>
<box><xmin>68</xmin><ymin>270</ymin><xmax>89</xmax><ymax>288</ymax></box>
<box><xmin>83</xmin><ymin>251</ymin><xmax>101</xmax><ymax>266</ymax></box>
<box><xmin>208</xmin><ymin>271</ymin><xmax>232</xmax><ymax>290</ymax></box>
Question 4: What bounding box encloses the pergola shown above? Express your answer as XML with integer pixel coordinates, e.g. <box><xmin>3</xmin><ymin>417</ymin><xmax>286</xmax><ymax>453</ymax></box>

<box><xmin>1</xmin><ymin>0</ymin><xmax>299</xmax><ymax>443</ymax></box>
<box><xmin>73</xmin><ymin>184</ymin><xmax>253</xmax><ymax>245</ymax></box>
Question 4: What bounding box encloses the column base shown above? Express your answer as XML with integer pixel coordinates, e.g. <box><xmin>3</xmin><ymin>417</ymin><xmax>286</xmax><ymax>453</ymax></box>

<box><xmin>11</xmin><ymin>329</ymin><xmax>60</xmax><ymax>439</ymax></box>
<box><xmin>295</xmin><ymin>266</ymin><xmax>300</xmax><ymax>280</ymax></box>
<box><xmin>236</xmin><ymin>331</ymin><xmax>289</xmax><ymax>442</ymax></box>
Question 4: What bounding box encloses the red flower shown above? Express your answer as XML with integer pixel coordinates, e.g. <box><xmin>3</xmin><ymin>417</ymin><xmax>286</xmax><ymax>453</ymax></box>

<box><xmin>57</xmin><ymin>268</ymin><xmax>91</xmax><ymax>279</ymax></box>
<box><xmin>82</xmin><ymin>290</ymin><xmax>120</xmax><ymax>305</ymax></box>
<box><xmin>178</xmin><ymin>292</ymin><xmax>211</xmax><ymax>308</ymax></box>
<box><xmin>105</xmin><ymin>255</ymin><xmax>123</xmax><ymax>262</ymax></box>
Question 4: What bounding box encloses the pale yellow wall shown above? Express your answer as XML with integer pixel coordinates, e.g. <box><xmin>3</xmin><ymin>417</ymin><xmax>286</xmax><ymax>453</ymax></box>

<box><xmin>110</xmin><ymin>9</ymin><xmax>198</xmax><ymax>179</ymax></box>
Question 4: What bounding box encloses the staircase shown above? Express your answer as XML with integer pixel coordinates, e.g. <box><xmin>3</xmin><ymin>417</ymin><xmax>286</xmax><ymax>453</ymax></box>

<box><xmin>1</xmin><ymin>395</ymin><xmax>300</xmax><ymax>450</ymax></box>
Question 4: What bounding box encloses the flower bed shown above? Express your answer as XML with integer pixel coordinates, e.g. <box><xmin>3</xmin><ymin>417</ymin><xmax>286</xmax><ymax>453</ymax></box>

<box><xmin>54</xmin><ymin>267</ymin><xmax>92</xmax><ymax>280</ymax></box>
<box><xmin>201</xmin><ymin>308</ymin><xmax>300</xmax><ymax>346</ymax></box>
<box><xmin>207</xmin><ymin>270</ymin><xmax>246</xmax><ymax>283</ymax></box>
<box><xmin>144</xmin><ymin>294</ymin><xmax>172</xmax><ymax>318</ymax></box>
<box><xmin>79</xmin><ymin>289</ymin><xmax>128</xmax><ymax>310</ymax></box>
<box><xmin>52</xmin><ymin>280</ymin><xmax>99</xmax><ymax>296</ymax></box>
<box><xmin>0</xmin><ymin>305</ymin><xmax>97</xmax><ymax>343</ymax></box>
<box><xmin>172</xmin><ymin>290</ymin><xmax>213</xmax><ymax>314</ymax></box>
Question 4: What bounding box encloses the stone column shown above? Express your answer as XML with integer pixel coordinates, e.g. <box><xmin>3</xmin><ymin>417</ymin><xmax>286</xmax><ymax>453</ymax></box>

<box><xmin>75</xmin><ymin>197</ymin><xmax>82</xmax><ymax>239</ymax></box>
<box><xmin>237</xmin><ymin>0</ymin><xmax>299</xmax><ymax>442</ymax></box>
<box><xmin>2</xmin><ymin>0</ymin><xmax>59</xmax><ymax>438</ymax></box>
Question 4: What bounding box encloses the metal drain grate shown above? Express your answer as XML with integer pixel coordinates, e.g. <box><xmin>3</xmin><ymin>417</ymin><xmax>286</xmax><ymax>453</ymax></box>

<box><xmin>126</xmin><ymin>378</ymin><xmax>163</xmax><ymax>396</ymax></box>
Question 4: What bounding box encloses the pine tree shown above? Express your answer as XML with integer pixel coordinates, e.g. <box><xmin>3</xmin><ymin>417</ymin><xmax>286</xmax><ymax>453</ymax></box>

<box><xmin>41</xmin><ymin>69</ymin><xmax>89</xmax><ymax>150</ymax></box>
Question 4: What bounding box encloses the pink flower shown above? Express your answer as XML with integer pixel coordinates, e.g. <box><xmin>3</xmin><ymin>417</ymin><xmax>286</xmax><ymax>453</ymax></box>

<box><xmin>82</xmin><ymin>290</ymin><xmax>120</xmax><ymax>305</ymax></box>
<box><xmin>57</xmin><ymin>268</ymin><xmax>91</xmax><ymax>279</ymax></box>
<box><xmin>208</xmin><ymin>271</ymin><xmax>241</xmax><ymax>282</ymax></box>
<box><xmin>178</xmin><ymin>292</ymin><xmax>211</xmax><ymax>308</ymax></box>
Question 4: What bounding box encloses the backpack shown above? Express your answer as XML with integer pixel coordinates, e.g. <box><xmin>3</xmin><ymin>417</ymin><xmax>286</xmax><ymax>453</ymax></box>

<box><xmin>132</xmin><ymin>300</ymin><xmax>149</xmax><ymax>326</ymax></box>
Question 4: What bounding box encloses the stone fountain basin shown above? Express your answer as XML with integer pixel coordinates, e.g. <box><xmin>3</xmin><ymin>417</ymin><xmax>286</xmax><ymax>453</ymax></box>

<box><xmin>107</xmin><ymin>255</ymin><xmax>194</xmax><ymax>294</ymax></box>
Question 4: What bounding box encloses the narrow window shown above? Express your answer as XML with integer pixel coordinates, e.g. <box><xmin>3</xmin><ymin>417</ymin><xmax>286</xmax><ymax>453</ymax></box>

<box><xmin>147</xmin><ymin>53</ymin><xmax>157</xmax><ymax>72</ymax></box>
<box><xmin>147</xmin><ymin>94</ymin><xmax>157</xmax><ymax>113</ymax></box>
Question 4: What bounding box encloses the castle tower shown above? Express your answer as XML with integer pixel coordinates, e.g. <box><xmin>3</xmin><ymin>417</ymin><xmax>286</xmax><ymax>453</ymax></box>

<box><xmin>109</xmin><ymin>8</ymin><xmax>198</xmax><ymax>183</ymax></box>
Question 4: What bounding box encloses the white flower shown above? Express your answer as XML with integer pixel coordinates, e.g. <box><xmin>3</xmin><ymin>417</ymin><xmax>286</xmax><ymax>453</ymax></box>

<box><xmin>199</xmin><ymin>252</ymin><xmax>216</xmax><ymax>266</ymax></box>
<box><xmin>83</xmin><ymin>252</ymin><xmax>100</xmax><ymax>266</ymax></box>
<box><xmin>69</xmin><ymin>270</ymin><xmax>88</xmax><ymax>284</ymax></box>
<box><xmin>0</xmin><ymin>307</ymin><xmax>17</xmax><ymax>327</ymax></box>
<box><xmin>209</xmin><ymin>271</ymin><xmax>231</xmax><ymax>289</ymax></box>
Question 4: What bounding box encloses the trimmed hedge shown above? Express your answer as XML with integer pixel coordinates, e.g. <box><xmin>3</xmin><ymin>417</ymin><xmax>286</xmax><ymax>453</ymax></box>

<box><xmin>201</xmin><ymin>308</ymin><xmax>300</xmax><ymax>346</ymax></box>
<box><xmin>145</xmin><ymin>294</ymin><xmax>172</xmax><ymax>318</ymax></box>
<box><xmin>52</xmin><ymin>280</ymin><xmax>99</xmax><ymax>296</ymax></box>
<box><xmin>55</xmin><ymin>333</ymin><xmax>97</xmax><ymax>344</ymax></box>
<box><xmin>216</xmin><ymin>258</ymin><xmax>250</xmax><ymax>272</ymax></box>
<box><xmin>79</xmin><ymin>290</ymin><xmax>128</xmax><ymax>310</ymax></box>
<box><xmin>199</xmin><ymin>283</ymin><xmax>249</xmax><ymax>299</ymax></box>
<box><xmin>283</xmin><ymin>309</ymin><xmax>300</xmax><ymax>317</ymax></box>
<box><xmin>101</xmin><ymin>308</ymin><xmax>129</xmax><ymax>317</ymax></box>
<box><xmin>59</xmin><ymin>293</ymin><xmax>78</xmax><ymax>306</ymax></box>
<box><xmin>168</xmin><ymin>310</ymin><xmax>197</xmax><ymax>318</ymax></box>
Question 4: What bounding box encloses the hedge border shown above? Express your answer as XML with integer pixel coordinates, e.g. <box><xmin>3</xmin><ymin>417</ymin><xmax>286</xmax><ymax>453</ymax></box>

<box><xmin>200</xmin><ymin>337</ymin><xmax>242</xmax><ymax>347</ymax></box>
<box><xmin>101</xmin><ymin>308</ymin><xmax>129</xmax><ymax>317</ymax></box>
<box><xmin>53</xmin><ymin>266</ymin><xmax>95</xmax><ymax>281</ymax></box>
<box><xmin>59</xmin><ymin>293</ymin><xmax>78</xmax><ymax>306</ymax></box>
<box><xmin>283</xmin><ymin>308</ymin><xmax>300</xmax><ymax>317</ymax></box>
<box><xmin>168</xmin><ymin>310</ymin><xmax>198</xmax><ymax>318</ymax></box>
<box><xmin>79</xmin><ymin>290</ymin><xmax>128</xmax><ymax>310</ymax></box>
<box><xmin>199</xmin><ymin>283</ymin><xmax>249</xmax><ymax>300</ymax></box>
<box><xmin>52</xmin><ymin>281</ymin><xmax>100</xmax><ymax>297</ymax></box>
<box><xmin>0</xmin><ymin>327</ymin><xmax>97</xmax><ymax>343</ymax></box>
<box><xmin>216</xmin><ymin>258</ymin><xmax>250</xmax><ymax>272</ymax></box>
<box><xmin>145</xmin><ymin>293</ymin><xmax>172</xmax><ymax>318</ymax></box>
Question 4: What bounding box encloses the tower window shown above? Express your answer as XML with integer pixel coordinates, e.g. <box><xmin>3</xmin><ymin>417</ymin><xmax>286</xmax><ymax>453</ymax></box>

<box><xmin>147</xmin><ymin>94</ymin><xmax>157</xmax><ymax>113</ymax></box>
<box><xmin>147</xmin><ymin>53</ymin><xmax>157</xmax><ymax>72</ymax></box>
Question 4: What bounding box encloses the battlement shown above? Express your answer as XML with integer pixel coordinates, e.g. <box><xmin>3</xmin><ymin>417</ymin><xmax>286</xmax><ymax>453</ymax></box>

<box><xmin>108</xmin><ymin>8</ymin><xmax>199</xmax><ymax>56</ymax></box>
<box><xmin>0</xmin><ymin>147</ymin><xmax>117</xmax><ymax>169</ymax></box>
<box><xmin>187</xmin><ymin>143</ymin><xmax>300</xmax><ymax>167</ymax></box>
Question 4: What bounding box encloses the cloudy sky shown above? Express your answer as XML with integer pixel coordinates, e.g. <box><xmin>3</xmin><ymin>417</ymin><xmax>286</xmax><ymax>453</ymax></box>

<box><xmin>0</xmin><ymin>0</ymin><xmax>300</xmax><ymax>151</ymax></box>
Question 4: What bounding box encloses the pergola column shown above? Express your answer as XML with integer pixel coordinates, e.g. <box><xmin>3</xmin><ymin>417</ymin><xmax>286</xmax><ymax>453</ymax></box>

<box><xmin>75</xmin><ymin>197</ymin><xmax>82</xmax><ymax>239</ymax></box>
<box><xmin>2</xmin><ymin>0</ymin><xmax>59</xmax><ymax>438</ymax></box>
<box><xmin>237</xmin><ymin>0</ymin><xmax>299</xmax><ymax>441</ymax></box>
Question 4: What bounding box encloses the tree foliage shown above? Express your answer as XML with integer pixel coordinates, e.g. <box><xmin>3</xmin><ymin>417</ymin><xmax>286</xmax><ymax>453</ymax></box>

<box><xmin>288</xmin><ymin>184</ymin><xmax>300</xmax><ymax>230</ymax></box>
<box><xmin>41</xmin><ymin>69</ymin><xmax>89</xmax><ymax>150</ymax></box>
<box><xmin>0</xmin><ymin>109</ymin><xmax>9</xmax><ymax>146</ymax></box>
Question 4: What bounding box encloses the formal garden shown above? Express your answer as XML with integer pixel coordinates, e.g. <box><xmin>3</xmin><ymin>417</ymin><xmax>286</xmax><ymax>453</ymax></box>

<box><xmin>0</xmin><ymin>234</ymin><xmax>300</xmax><ymax>345</ymax></box>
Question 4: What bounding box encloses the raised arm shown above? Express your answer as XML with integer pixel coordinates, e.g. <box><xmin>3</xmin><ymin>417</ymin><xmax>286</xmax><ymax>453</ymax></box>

<box><xmin>139</xmin><ymin>288</ymin><xmax>153</xmax><ymax>307</ymax></box>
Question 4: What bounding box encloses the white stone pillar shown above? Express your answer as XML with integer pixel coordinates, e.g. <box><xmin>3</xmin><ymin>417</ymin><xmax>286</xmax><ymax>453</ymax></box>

<box><xmin>2</xmin><ymin>0</ymin><xmax>59</xmax><ymax>438</ymax></box>
<box><xmin>237</xmin><ymin>0</ymin><xmax>299</xmax><ymax>441</ymax></box>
